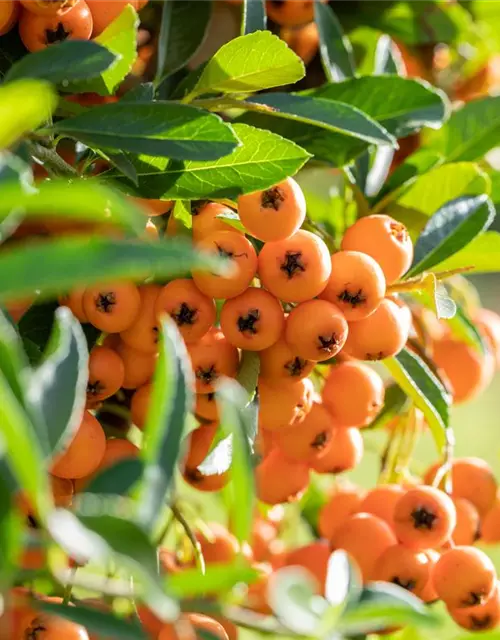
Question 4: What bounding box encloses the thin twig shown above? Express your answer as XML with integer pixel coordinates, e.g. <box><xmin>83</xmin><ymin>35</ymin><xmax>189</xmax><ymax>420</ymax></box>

<box><xmin>171</xmin><ymin>504</ymin><xmax>206</xmax><ymax>574</ymax></box>
<box><xmin>26</xmin><ymin>141</ymin><xmax>79</xmax><ymax>177</ymax></box>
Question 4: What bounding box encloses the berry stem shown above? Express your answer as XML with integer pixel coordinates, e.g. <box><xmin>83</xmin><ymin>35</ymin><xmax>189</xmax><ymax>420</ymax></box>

<box><xmin>171</xmin><ymin>503</ymin><xmax>206</xmax><ymax>574</ymax></box>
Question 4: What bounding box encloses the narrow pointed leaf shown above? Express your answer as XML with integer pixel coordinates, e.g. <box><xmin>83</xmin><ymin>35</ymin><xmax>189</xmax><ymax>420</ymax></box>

<box><xmin>242</xmin><ymin>0</ymin><xmax>266</xmax><ymax>34</ymax></box>
<box><xmin>314</xmin><ymin>1</ymin><xmax>355</xmax><ymax>82</ymax></box>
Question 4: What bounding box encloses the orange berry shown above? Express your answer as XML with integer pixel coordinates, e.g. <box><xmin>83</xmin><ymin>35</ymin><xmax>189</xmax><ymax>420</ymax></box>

<box><xmin>130</xmin><ymin>382</ymin><xmax>151</xmax><ymax>430</ymax></box>
<box><xmin>0</xmin><ymin>0</ymin><xmax>19</xmax><ymax>35</ymax></box>
<box><xmin>255</xmin><ymin>427</ymin><xmax>275</xmax><ymax>458</ymax></box>
<box><xmin>330</xmin><ymin>513</ymin><xmax>397</xmax><ymax>582</ymax></box>
<box><xmin>209</xmin><ymin>616</ymin><xmax>238</xmax><ymax>640</ymax></box>
<box><xmin>358</xmin><ymin>484</ymin><xmax>406</xmax><ymax>530</ymax></box>
<box><xmin>183</xmin><ymin>467</ymin><xmax>230</xmax><ymax>492</ymax></box>
<box><xmin>266</xmin><ymin>0</ymin><xmax>321</xmax><ymax>26</ymax></box>
<box><xmin>321</xmin><ymin>361</ymin><xmax>385</xmax><ymax>428</ymax></box>
<box><xmin>194</xmin><ymin>392</ymin><xmax>219</xmax><ymax>422</ymax></box>
<box><xmin>258</xmin><ymin>377</ymin><xmax>314</xmax><ymax>431</ymax></box>
<box><xmin>432</xmin><ymin>337</ymin><xmax>494</xmax><ymax>403</ymax></box>
<box><xmin>51</xmin><ymin>411</ymin><xmax>106</xmax><ymax>479</ymax></box>
<box><xmin>285</xmin><ymin>299</ymin><xmax>348</xmax><ymax>361</ymax></box>
<box><xmin>448</xmin><ymin>583</ymin><xmax>500</xmax><ymax>631</ymax></box>
<box><xmin>252</xmin><ymin>518</ymin><xmax>277</xmax><ymax>563</ymax></box>
<box><xmin>341</xmin><ymin>214</ymin><xmax>413</xmax><ymax>284</ymax></box>
<box><xmin>319</xmin><ymin>251</ymin><xmax>386</xmax><ymax>321</ymax></box>
<box><xmin>182</xmin><ymin>422</ymin><xmax>219</xmax><ymax>470</ymax></box>
<box><xmin>310</xmin><ymin>427</ymin><xmax>363</xmax><ymax>474</ymax></box>
<box><xmin>452</xmin><ymin>498</ymin><xmax>480</xmax><ymax>546</ymax></box>
<box><xmin>131</xmin><ymin>197</ymin><xmax>173</xmax><ymax>217</ymax></box>
<box><xmin>83</xmin><ymin>282</ymin><xmax>141</xmax><ymax>333</ymax></box>
<box><xmin>256</xmin><ymin>448</ymin><xmax>310</xmax><ymax>504</ymax></box>
<box><xmin>246</xmin><ymin>563</ymin><xmax>273</xmax><ymax>614</ymax></box>
<box><xmin>343</xmin><ymin>298</ymin><xmax>410</xmax><ymax>361</ymax></box>
<box><xmin>86</xmin><ymin>0</ymin><xmax>138</xmax><ymax>36</ymax></box>
<box><xmin>20</xmin><ymin>0</ymin><xmax>77</xmax><ymax>14</ymax></box>
<box><xmin>19</xmin><ymin>0</ymin><xmax>93</xmax><ymax>51</ymax></box>
<box><xmin>99</xmin><ymin>438</ymin><xmax>139</xmax><ymax>470</ymax></box>
<box><xmin>121</xmin><ymin>284</ymin><xmax>161</xmax><ymax>353</ymax></box>
<box><xmin>0</xmin><ymin>588</ymin><xmax>32</xmax><ymax>638</ymax></box>
<box><xmin>186</xmin><ymin>613</ymin><xmax>229</xmax><ymax>640</ymax></box>
<box><xmin>187</xmin><ymin>327</ymin><xmax>239</xmax><ymax>393</ymax></box>
<box><xmin>434</xmin><ymin>546</ymin><xmax>497</xmax><ymax>608</ymax></box>
<box><xmin>393</xmin><ymin>486</ymin><xmax>456</xmax><ymax>550</ymax></box>
<box><xmin>475</xmin><ymin>308</ymin><xmax>500</xmax><ymax>367</ymax></box>
<box><xmin>258</xmin><ymin>230</ymin><xmax>331</xmax><ymax>302</ymax></box>
<box><xmin>86</xmin><ymin>345</ymin><xmax>125</xmax><ymax>404</ymax></box>
<box><xmin>194</xmin><ymin>523</ymin><xmax>241</xmax><ymax>565</ymax></box>
<box><xmin>155</xmin><ymin>279</ymin><xmax>216</xmax><ymax>344</ymax></box>
<box><xmin>318</xmin><ymin>485</ymin><xmax>365</xmax><ymax>540</ymax></box>
<box><xmin>373</xmin><ymin>544</ymin><xmax>431</xmax><ymax>597</ymax></box>
<box><xmin>115</xmin><ymin>340</ymin><xmax>157</xmax><ymax>389</ymax></box>
<box><xmin>280</xmin><ymin>22</ymin><xmax>318</xmax><ymax>65</ymax></box>
<box><xmin>482</xmin><ymin>498</ymin><xmax>500</xmax><ymax>543</ymax></box>
<box><xmin>50</xmin><ymin>475</ymin><xmax>74</xmax><ymax>507</ymax></box>
<box><xmin>220</xmin><ymin>287</ymin><xmax>284</xmax><ymax>351</ymax></box>
<box><xmin>58</xmin><ymin>288</ymin><xmax>88</xmax><ymax>323</ymax></box>
<box><xmin>259</xmin><ymin>336</ymin><xmax>314</xmax><ymax>384</ymax></box>
<box><xmin>274</xmin><ymin>401</ymin><xmax>335</xmax><ymax>464</ymax></box>
<box><xmin>285</xmin><ymin>541</ymin><xmax>330</xmax><ymax>593</ymax></box>
<box><xmin>420</xmin><ymin>549</ymin><xmax>440</xmax><ymax>604</ymax></box>
<box><xmin>237</xmin><ymin>177</ymin><xmax>306</xmax><ymax>242</ymax></box>
<box><xmin>192</xmin><ymin>230</ymin><xmax>258</xmax><ymax>299</ymax></box>
<box><xmin>23</xmin><ymin>614</ymin><xmax>90</xmax><ymax>639</ymax></box>
<box><xmin>192</xmin><ymin>202</ymin><xmax>242</xmax><ymax>241</ymax></box>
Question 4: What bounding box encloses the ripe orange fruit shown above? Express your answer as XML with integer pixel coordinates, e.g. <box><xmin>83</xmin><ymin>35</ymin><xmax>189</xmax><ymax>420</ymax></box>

<box><xmin>182</xmin><ymin>422</ymin><xmax>219</xmax><ymax>470</ymax></box>
<box><xmin>86</xmin><ymin>345</ymin><xmax>125</xmax><ymax>405</ymax></box>
<box><xmin>51</xmin><ymin>475</ymin><xmax>74</xmax><ymax>507</ymax></box>
<box><xmin>130</xmin><ymin>382</ymin><xmax>151</xmax><ymax>430</ymax></box>
<box><xmin>23</xmin><ymin>613</ymin><xmax>90</xmax><ymax>638</ymax></box>
<box><xmin>51</xmin><ymin>411</ymin><xmax>106</xmax><ymax>479</ymax></box>
<box><xmin>452</xmin><ymin>498</ymin><xmax>480</xmax><ymax>546</ymax></box>
<box><xmin>259</xmin><ymin>336</ymin><xmax>314</xmax><ymax>384</ymax></box>
<box><xmin>86</xmin><ymin>0</ymin><xmax>138</xmax><ymax>36</ymax></box>
<box><xmin>183</xmin><ymin>467</ymin><xmax>230</xmax><ymax>492</ymax></box>
<box><xmin>192</xmin><ymin>202</ymin><xmax>242</xmax><ymax>241</ymax></box>
<box><xmin>58</xmin><ymin>288</ymin><xmax>88</xmax><ymax>323</ymax></box>
<box><xmin>237</xmin><ymin>177</ymin><xmax>306</xmax><ymax>242</ymax></box>
<box><xmin>192</xmin><ymin>230</ymin><xmax>258</xmax><ymax>299</ymax></box>
<box><xmin>310</xmin><ymin>427</ymin><xmax>363</xmax><ymax>474</ymax></box>
<box><xmin>373</xmin><ymin>544</ymin><xmax>431</xmax><ymax>597</ymax></box>
<box><xmin>280</xmin><ymin>22</ymin><xmax>319</xmax><ymax>65</ymax></box>
<box><xmin>20</xmin><ymin>0</ymin><xmax>77</xmax><ymax>14</ymax></box>
<box><xmin>252</xmin><ymin>518</ymin><xmax>278</xmax><ymax>562</ymax></box>
<box><xmin>121</xmin><ymin>284</ymin><xmax>162</xmax><ymax>353</ymax></box>
<box><xmin>285</xmin><ymin>541</ymin><xmax>331</xmax><ymax>593</ymax></box>
<box><xmin>475</xmin><ymin>308</ymin><xmax>500</xmax><ymax>367</ymax></box>
<box><xmin>448</xmin><ymin>583</ymin><xmax>500</xmax><ymax>631</ymax></box>
<box><xmin>482</xmin><ymin>497</ymin><xmax>500</xmax><ymax>543</ymax></box>
<box><xmin>194</xmin><ymin>522</ymin><xmax>241</xmax><ymax>565</ymax></box>
<box><xmin>341</xmin><ymin>214</ymin><xmax>413</xmax><ymax>284</ymax></box>
<box><xmin>318</xmin><ymin>485</ymin><xmax>365</xmax><ymax>540</ymax></box>
<box><xmin>330</xmin><ymin>513</ymin><xmax>397</xmax><ymax>582</ymax></box>
<box><xmin>434</xmin><ymin>546</ymin><xmax>497</xmax><ymax>608</ymax></box>
<box><xmin>285</xmin><ymin>299</ymin><xmax>348</xmax><ymax>361</ymax></box>
<box><xmin>343</xmin><ymin>298</ymin><xmax>410</xmax><ymax>360</ymax></box>
<box><xmin>256</xmin><ymin>448</ymin><xmax>310</xmax><ymax>504</ymax></box>
<box><xmin>220</xmin><ymin>287</ymin><xmax>285</xmax><ymax>351</ymax></box>
<box><xmin>131</xmin><ymin>197</ymin><xmax>173</xmax><ymax>217</ymax></box>
<box><xmin>19</xmin><ymin>0</ymin><xmax>93</xmax><ymax>51</ymax></box>
<box><xmin>186</xmin><ymin>613</ymin><xmax>229</xmax><ymax>640</ymax></box>
<box><xmin>194</xmin><ymin>392</ymin><xmax>219</xmax><ymax>422</ymax></box>
<box><xmin>393</xmin><ymin>486</ymin><xmax>456</xmax><ymax>550</ymax></box>
<box><xmin>432</xmin><ymin>337</ymin><xmax>494</xmax><ymax>403</ymax></box>
<box><xmin>187</xmin><ymin>327</ymin><xmax>239</xmax><ymax>393</ymax></box>
<box><xmin>319</xmin><ymin>251</ymin><xmax>386</xmax><ymax>321</ymax></box>
<box><xmin>155</xmin><ymin>279</ymin><xmax>216</xmax><ymax>344</ymax></box>
<box><xmin>266</xmin><ymin>0</ymin><xmax>323</xmax><ymax>26</ymax></box>
<box><xmin>258</xmin><ymin>376</ymin><xmax>314</xmax><ymax>431</ymax></box>
<box><xmin>0</xmin><ymin>0</ymin><xmax>19</xmax><ymax>35</ymax></box>
<box><xmin>321</xmin><ymin>361</ymin><xmax>385</xmax><ymax>428</ymax></box>
<box><xmin>274</xmin><ymin>401</ymin><xmax>335</xmax><ymax>464</ymax></box>
<box><xmin>115</xmin><ymin>340</ymin><xmax>157</xmax><ymax>389</ymax></box>
<box><xmin>258</xmin><ymin>230</ymin><xmax>331</xmax><ymax>302</ymax></box>
<box><xmin>83</xmin><ymin>282</ymin><xmax>141</xmax><ymax>333</ymax></box>
<box><xmin>358</xmin><ymin>484</ymin><xmax>406</xmax><ymax>530</ymax></box>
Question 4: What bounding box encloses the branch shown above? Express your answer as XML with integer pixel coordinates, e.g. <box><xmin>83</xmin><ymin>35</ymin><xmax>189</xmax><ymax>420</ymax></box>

<box><xmin>26</xmin><ymin>141</ymin><xmax>79</xmax><ymax>177</ymax></box>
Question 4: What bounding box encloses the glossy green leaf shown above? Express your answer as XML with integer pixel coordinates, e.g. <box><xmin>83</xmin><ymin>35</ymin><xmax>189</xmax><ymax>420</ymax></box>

<box><xmin>0</xmin><ymin>454</ymin><xmax>23</xmax><ymax>588</ymax></box>
<box><xmin>26</xmin><ymin>307</ymin><xmax>88</xmax><ymax>456</ymax></box>
<box><xmin>168</xmin><ymin>562</ymin><xmax>259</xmax><ymax>598</ymax></box>
<box><xmin>0</xmin><ymin>236</ymin><xmax>226</xmax><ymax>302</ymax></box>
<box><xmin>187</xmin><ymin>31</ymin><xmax>304</xmax><ymax>98</ymax></box>
<box><xmin>138</xmin><ymin>317</ymin><xmax>193</xmax><ymax>529</ymax></box>
<box><xmin>71</xmin><ymin>5</ymin><xmax>138</xmax><ymax>96</ymax></box>
<box><xmin>115</xmin><ymin>123</ymin><xmax>311</xmax><ymax>200</ymax></box>
<box><xmin>54</xmin><ymin>102</ymin><xmax>239</xmax><ymax>161</ymax></box>
<box><xmin>86</xmin><ymin>458</ymin><xmax>144</xmax><ymax>496</ymax></box>
<box><xmin>105</xmin><ymin>151</ymin><xmax>138</xmax><ymax>186</ymax></box>
<box><xmin>366</xmin><ymin>384</ymin><xmax>409</xmax><ymax>430</ymax></box>
<box><xmin>35</xmin><ymin>601</ymin><xmax>148</xmax><ymax>640</ymax></box>
<box><xmin>314</xmin><ymin>1</ymin><xmax>355</xmax><ymax>82</ymax></box>
<box><xmin>123</xmin><ymin>83</ymin><xmax>155</xmax><ymax>103</ymax></box>
<box><xmin>408</xmin><ymin>195</ymin><xmax>495</xmax><ymax>277</ymax></box>
<box><xmin>374</xmin><ymin>35</ymin><xmax>404</xmax><ymax>75</ymax></box>
<box><xmin>430</xmin><ymin>231</ymin><xmax>500</xmax><ymax>274</ymax></box>
<box><xmin>242</xmin><ymin>0</ymin><xmax>266</xmax><ymax>35</ymax></box>
<box><xmin>0</xmin><ymin>179</ymin><xmax>146</xmax><ymax>235</ymax></box>
<box><xmin>309</xmin><ymin>76</ymin><xmax>449</xmax><ymax>137</ymax></box>
<box><xmin>0</xmin><ymin>309</ymin><xmax>29</xmax><ymax>406</ymax></box>
<box><xmin>5</xmin><ymin>40</ymin><xmax>116</xmax><ymax>85</ymax></box>
<box><xmin>375</xmin><ymin>149</ymin><xmax>443</xmax><ymax>203</ymax></box>
<box><xmin>17</xmin><ymin>302</ymin><xmax>58</xmax><ymax>363</ymax></box>
<box><xmin>156</xmin><ymin>0</ymin><xmax>212</xmax><ymax>84</ymax></box>
<box><xmin>236</xmin><ymin>351</ymin><xmax>260</xmax><ymax>401</ymax></box>
<box><xmin>384</xmin><ymin>349</ymin><xmax>451</xmax><ymax>452</ymax></box>
<box><xmin>0</xmin><ymin>79</ymin><xmax>57</xmax><ymax>150</ymax></box>
<box><xmin>247</xmin><ymin>93</ymin><xmax>396</xmax><ymax>146</ymax></box>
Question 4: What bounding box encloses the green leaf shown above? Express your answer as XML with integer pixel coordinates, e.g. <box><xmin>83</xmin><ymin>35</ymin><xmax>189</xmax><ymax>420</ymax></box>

<box><xmin>247</xmin><ymin>93</ymin><xmax>396</xmax><ymax>146</ymax></box>
<box><xmin>155</xmin><ymin>0</ymin><xmax>212</xmax><ymax>85</ymax></box>
<box><xmin>70</xmin><ymin>5</ymin><xmax>138</xmax><ymax>96</ymax></box>
<box><xmin>168</xmin><ymin>562</ymin><xmax>259</xmax><ymax>598</ymax></box>
<box><xmin>242</xmin><ymin>0</ymin><xmax>266</xmax><ymax>35</ymax></box>
<box><xmin>236</xmin><ymin>351</ymin><xmax>260</xmax><ymax>400</ymax></box>
<box><xmin>187</xmin><ymin>31</ymin><xmax>304</xmax><ymax>98</ymax></box>
<box><xmin>384</xmin><ymin>348</ymin><xmax>451</xmax><ymax>452</ymax></box>
<box><xmin>86</xmin><ymin>458</ymin><xmax>144</xmax><ymax>496</ymax></box>
<box><xmin>17</xmin><ymin>301</ymin><xmax>58</xmax><ymax>362</ymax></box>
<box><xmin>314</xmin><ymin>1</ymin><xmax>355</xmax><ymax>82</ymax></box>
<box><xmin>408</xmin><ymin>195</ymin><xmax>495</xmax><ymax>277</ymax></box>
<box><xmin>217</xmin><ymin>378</ymin><xmax>255</xmax><ymax>544</ymax></box>
<box><xmin>35</xmin><ymin>601</ymin><xmax>148</xmax><ymax>640</ymax></box>
<box><xmin>375</xmin><ymin>149</ymin><xmax>443</xmax><ymax>203</ymax></box>
<box><xmin>430</xmin><ymin>231</ymin><xmax>500</xmax><ymax>274</ymax></box>
<box><xmin>0</xmin><ymin>236</ymin><xmax>226</xmax><ymax>302</ymax></box>
<box><xmin>0</xmin><ymin>309</ymin><xmax>29</xmax><ymax>406</ymax></box>
<box><xmin>0</xmin><ymin>179</ymin><xmax>146</xmax><ymax>235</ymax></box>
<box><xmin>115</xmin><ymin>123</ymin><xmax>311</xmax><ymax>200</ymax></box>
<box><xmin>0</xmin><ymin>454</ymin><xmax>23</xmax><ymax>588</ymax></box>
<box><xmin>4</xmin><ymin>40</ymin><xmax>116</xmax><ymax>85</ymax></box>
<box><xmin>198</xmin><ymin>433</ymin><xmax>232</xmax><ymax>475</ymax></box>
<box><xmin>325</xmin><ymin>550</ymin><xmax>357</xmax><ymax>609</ymax></box>
<box><xmin>374</xmin><ymin>35</ymin><xmax>404</xmax><ymax>75</ymax></box>
<box><xmin>138</xmin><ymin>317</ymin><xmax>193</xmax><ymax>529</ymax></box>
<box><xmin>431</xmin><ymin>95</ymin><xmax>500</xmax><ymax>162</ymax></box>
<box><xmin>105</xmin><ymin>151</ymin><xmax>138</xmax><ymax>186</ymax></box>
<box><xmin>26</xmin><ymin>307</ymin><xmax>88</xmax><ymax>456</ymax></box>
<box><xmin>0</xmin><ymin>79</ymin><xmax>57</xmax><ymax>150</ymax></box>
<box><xmin>309</xmin><ymin>76</ymin><xmax>449</xmax><ymax>137</ymax></box>
<box><xmin>122</xmin><ymin>83</ymin><xmax>155</xmax><ymax>103</ymax></box>
<box><xmin>172</xmin><ymin>200</ymin><xmax>193</xmax><ymax>231</ymax></box>
<box><xmin>54</xmin><ymin>102</ymin><xmax>239</xmax><ymax>161</ymax></box>
<box><xmin>365</xmin><ymin>384</ymin><xmax>409</xmax><ymax>430</ymax></box>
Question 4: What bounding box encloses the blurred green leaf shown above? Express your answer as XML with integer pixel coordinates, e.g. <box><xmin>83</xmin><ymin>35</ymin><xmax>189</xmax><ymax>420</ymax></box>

<box><xmin>0</xmin><ymin>454</ymin><xmax>23</xmax><ymax>588</ymax></box>
<box><xmin>325</xmin><ymin>550</ymin><xmax>358</xmax><ymax>609</ymax></box>
<box><xmin>0</xmin><ymin>309</ymin><xmax>29</xmax><ymax>406</ymax></box>
<box><xmin>0</xmin><ymin>79</ymin><xmax>57</xmax><ymax>150</ymax></box>
<box><xmin>0</xmin><ymin>236</ymin><xmax>225</xmax><ymax>302</ymax></box>
<box><xmin>374</xmin><ymin>35</ymin><xmax>404</xmax><ymax>75</ymax></box>
<box><xmin>375</xmin><ymin>149</ymin><xmax>443</xmax><ymax>203</ymax></box>
<box><xmin>242</xmin><ymin>0</ymin><xmax>266</xmax><ymax>35</ymax></box>
<box><xmin>430</xmin><ymin>231</ymin><xmax>500</xmax><ymax>274</ymax></box>
<box><xmin>366</xmin><ymin>384</ymin><xmax>409</xmax><ymax>430</ymax></box>
<box><xmin>17</xmin><ymin>301</ymin><xmax>58</xmax><ymax>363</ymax></box>
<box><xmin>314</xmin><ymin>1</ymin><xmax>355</xmax><ymax>82</ymax></box>
<box><xmin>236</xmin><ymin>351</ymin><xmax>260</xmax><ymax>401</ymax></box>
<box><xmin>168</xmin><ymin>562</ymin><xmax>259</xmax><ymax>597</ymax></box>
<box><xmin>86</xmin><ymin>458</ymin><xmax>144</xmax><ymax>496</ymax></box>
